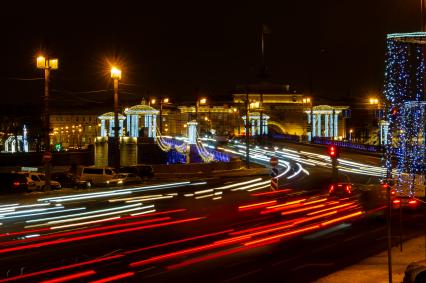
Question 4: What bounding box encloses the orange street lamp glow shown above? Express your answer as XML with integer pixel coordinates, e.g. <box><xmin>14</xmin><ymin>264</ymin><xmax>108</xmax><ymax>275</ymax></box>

<box><xmin>163</xmin><ymin>98</ymin><xmax>169</xmax><ymax>103</ymax></box>
<box><xmin>111</xmin><ymin>67</ymin><xmax>122</xmax><ymax>80</ymax></box>
<box><xmin>151</xmin><ymin>98</ymin><xmax>156</xmax><ymax>105</ymax></box>
<box><xmin>199</xmin><ymin>98</ymin><xmax>207</xmax><ymax>105</ymax></box>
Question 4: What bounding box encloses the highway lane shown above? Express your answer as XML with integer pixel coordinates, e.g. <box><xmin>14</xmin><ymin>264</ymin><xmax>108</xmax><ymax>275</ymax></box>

<box><xmin>0</xmin><ymin>144</ymin><xmax>407</xmax><ymax>282</ymax></box>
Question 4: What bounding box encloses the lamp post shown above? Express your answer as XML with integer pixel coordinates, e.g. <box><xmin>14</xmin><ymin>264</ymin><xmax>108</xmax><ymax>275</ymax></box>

<box><xmin>195</xmin><ymin>98</ymin><xmax>207</xmax><ymax>121</ymax></box>
<box><xmin>369</xmin><ymin>97</ymin><xmax>382</xmax><ymax>146</ymax></box>
<box><xmin>111</xmin><ymin>66</ymin><xmax>122</xmax><ymax>172</ymax></box>
<box><xmin>349</xmin><ymin>129</ymin><xmax>353</xmax><ymax>142</ymax></box>
<box><xmin>37</xmin><ymin>55</ymin><xmax>58</xmax><ymax>191</ymax></box>
<box><xmin>151</xmin><ymin>98</ymin><xmax>170</xmax><ymax>135</ymax></box>
<box><xmin>302</xmin><ymin>97</ymin><xmax>312</xmax><ymax>141</ymax></box>
<box><xmin>232</xmin><ymin>107</ymin><xmax>240</xmax><ymax>136</ymax></box>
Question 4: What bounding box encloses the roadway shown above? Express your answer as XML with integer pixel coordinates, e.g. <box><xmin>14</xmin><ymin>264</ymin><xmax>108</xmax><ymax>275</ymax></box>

<box><xmin>0</xmin><ymin>144</ymin><xmax>422</xmax><ymax>283</ymax></box>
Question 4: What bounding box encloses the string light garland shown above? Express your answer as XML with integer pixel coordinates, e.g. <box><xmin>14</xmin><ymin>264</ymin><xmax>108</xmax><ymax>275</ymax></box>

<box><xmin>384</xmin><ymin>33</ymin><xmax>426</xmax><ymax>196</ymax></box>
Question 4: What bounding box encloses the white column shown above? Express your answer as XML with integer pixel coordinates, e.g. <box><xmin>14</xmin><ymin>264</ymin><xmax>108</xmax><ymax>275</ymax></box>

<box><xmin>109</xmin><ymin>119</ymin><xmax>114</xmax><ymax>137</ymax></box>
<box><xmin>317</xmin><ymin>114</ymin><xmax>322</xmax><ymax>137</ymax></box>
<box><xmin>312</xmin><ymin>113</ymin><xmax>317</xmax><ymax>137</ymax></box>
<box><xmin>251</xmin><ymin>119</ymin><xmax>255</xmax><ymax>137</ymax></box>
<box><xmin>307</xmin><ymin>113</ymin><xmax>312</xmax><ymax>141</ymax></box>
<box><xmin>188</xmin><ymin>121</ymin><xmax>197</xmax><ymax>144</ymax></box>
<box><xmin>152</xmin><ymin>114</ymin><xmax>157</xmax><ymax>139</ymax></box>
<box><xmin>101</xmin><ymin>119</ymin><xmax>106</xmax><ymax>137</ymax></box>
<box><xmin>264</xmin><ymin>118</ymin><xmax>268</xmax><ymax>135</ymax></box>
<box><xmin>126</xmin><ymin>115</ymin><xmax>131</xmax><ymax>136</ymax></box>
<box><xmin>132</xmin><ymin>115</ymin><xmax>139</xmax><ymax>137</ymax></box>
<box><xmin>324</xmin><ymin>114</ymin><xmax>329</xmax><ymax>137</ymax></box>
<box><xmin>334</xmin><ymin>113</ymin><xmax>338</xmax><ymax>138</ymax></box>
<box><xmin>119</xmin><ymin>120</ymin><xmax>124</xmax><ymax>136</ymax></box>
<box><xmin>330</xmin><ymin>113</ymin><xmax>334</xmax><ymax>138</ymax></box>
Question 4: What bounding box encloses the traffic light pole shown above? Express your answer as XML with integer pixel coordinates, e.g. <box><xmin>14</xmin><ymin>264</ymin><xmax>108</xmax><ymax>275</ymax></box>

<box><xmin>245</xmin><ymin>93</ymin><xmax>250</xmax><ymax>169</ymax></box>
<box><xmin>331</xmin><ymin>158</ymin><xmax>338</xmax><ymax>182</ymax></box>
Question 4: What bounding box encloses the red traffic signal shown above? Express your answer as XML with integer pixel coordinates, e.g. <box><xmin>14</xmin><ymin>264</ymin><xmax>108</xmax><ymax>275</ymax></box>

<box><xmin>328</xmin><ymin>145</ymin><xmax>339</xmax><ymax>158</ymax></box>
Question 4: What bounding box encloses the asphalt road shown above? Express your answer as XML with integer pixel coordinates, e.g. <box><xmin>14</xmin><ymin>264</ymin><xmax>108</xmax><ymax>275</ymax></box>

<box><xmin>0</xmin><ymin>146</ymin><xmax>421</xmax><ymax>283</ymax></box>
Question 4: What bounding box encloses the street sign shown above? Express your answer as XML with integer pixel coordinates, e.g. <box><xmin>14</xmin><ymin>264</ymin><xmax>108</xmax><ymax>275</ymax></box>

<box><xmin>270</xmin><ymin>156</ymin><xmax>278</xmax><ymax>167</ymax></box>
<box><xmin>270</xmin><ymin>167</ymin><xmax>279</xmax><ymax>177</ymax></box>
<box><xmin>42</xmin><ymin>151</ymin><xmax>52</xmax><ymax>162</ymax></box>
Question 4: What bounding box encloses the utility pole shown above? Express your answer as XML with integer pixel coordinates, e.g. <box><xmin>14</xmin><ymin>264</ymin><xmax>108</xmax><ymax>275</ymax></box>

<box><xmin>111</xmin><ymin>67</ymin><xmax>122</xmax><ymax>173</ymax></box>
<box><xmin>245</xmin><ymin>92</ymin><xmax>250</xmax><ymax>168</ymax></box>
<box><xmin>37</xmin><ymin>55</ymin><xmax>58</xmax><ymax>191</ymax></box>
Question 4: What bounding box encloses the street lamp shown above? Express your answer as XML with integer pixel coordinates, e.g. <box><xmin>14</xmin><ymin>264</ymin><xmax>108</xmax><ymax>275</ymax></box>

<box><xmin>368</xmin><ymin>97</ymin><xmax>382</xmax><ymax>145</ymax></box>
<box><xmin>111</xmin><ymin>66</ymin><xmax>122</xmax><ymax>172</ymax></box>
<box><xmin>349</xmin><ymin>128</ymin><xmax>353</xmax><ymax>142</ymax></box>
<box><xmin>155</xmin><ymin>97</ymin><xmax>170</xmax><ymax>135</ymax></box>
<box><xmin>195</xmin><ymin>97</ymin><xmax>207</xmax><ymax>121</ymax></box>
<box><xmin>302</xmin><ymin>97</ymin><xmax>313</xmax><ymax>142</ymax></box>
<box><xmin>37</xmin><ymin>54</ymin><xmax>58</xmax><ymax>191</ymax></box>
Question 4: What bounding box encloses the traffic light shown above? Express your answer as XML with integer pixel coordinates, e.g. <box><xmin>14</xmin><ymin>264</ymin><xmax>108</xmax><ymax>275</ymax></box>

<box><xmin>328</xmin><ymin>145</ymin><xmax>339</xmax><ymax>159</ymax></box>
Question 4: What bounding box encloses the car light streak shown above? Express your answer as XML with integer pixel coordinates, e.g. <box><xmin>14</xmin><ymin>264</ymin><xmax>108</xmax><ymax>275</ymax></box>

<box><xmin>214</xmin><ymin>178</ymin><xmax>262</xmax><ymax>190</ymax></box>
<box><xmin>45</xmin><ymin>206</ymin><xmax>148</xmax><ymax>226</ymax></box>
<box><xmin>231</xmin><ymin>180</ymin><xmax>271</xmax><ymax>191</ymax></box>
<box><xmin>0</xmin><ymin>255</ymin><xmax>124</xmax><ymax>283</ymax></box>
<box><xmin>195</xmin><ymin>194</ymin><xmax>216</xmax><ymax>199</ymax></box>
<box><xmin>26</xmin><ymin>203</ymin><xmax>141</xmax><ymax>224</ymax></box>
<box><xmin>244</xmin><ymin>224</ymin><xmax>321</xmax><ymax>246</ymax></box>
<box><xmin>194</xmin><ymin>189</ymin><xmax>214</xmax><ymax>195</ymax></box>
<box><xmin>129</xmin><ymin>232</ymin><xmax>247</xmax><ymax>268</ymax></box>
<box><xmin>286</xmin><ymin>163</ymin><xmax>303</xmax><ymax>179</ymax></box>
<box><xmin>108</xmin><ymin>195</ymin><xmax>163</xmax><ymax>202</ymax></box>
<box><xmin>130</xmin><ymin>209</ymin><xmax>156</xmax><ymax>216</ymax></box>
<box><xmin>247</xmin><ymin>184</ymin><xmax>272</xmax><ymax>192</ymax></box>
<box><xmin>41</xmin><ymin>270</ymin><xmax>96</xmax><ymax>283</ymax></box>
<box><xmin>307</xmin><ymin>202</ymin><xmax>355</xmax><ymax>215</ymax></box>
<box><xmin>320</xmin><ymin>211</ymin><xmax>364</xmax><ymax>226</ymax></box>
<box><xmin>125</xmin><ymin>229</ymin><xmax>233</xmax><ymax>255</ymax></box>
<box><xmin>89</xmin><ymin>272</ymin><xmax>135</xmax><ymax>283</ymax></box>
<box><xmin>51</xmin><ymin>216</ymin><xmax>121</xmax><ymax>230</ymax></box>
<box><xmin>0</xmin><ymin>207</ymin><xmax>85</xmax><ymax>221</ymax></box>
<box><xmin>126</xmin><ymin>195</ymin><xmax>173</xmax><ymax>203</ymax></box>
<box><xmin>0</xmin><ymin>217</ymin><xmax>203</xmax><ymax>255</ymax></box>
<box><xmin>238</xmin><ymin>200</ymin><xmax>277</xmax><ymax>211</ymax></box>
<box><xmin>280</xmin><ymin>204</ymin><xmax>326</xmax><ymax>216</ymax></box>
<box><xmin>251</xmin><ymin>189</ymin><xmax>292</xmax><ymax>197</ymax></box>
<box><xmin>1</xmin><ymin>217</ymin><xmax>171</xmax><ymax>248</ymax></box>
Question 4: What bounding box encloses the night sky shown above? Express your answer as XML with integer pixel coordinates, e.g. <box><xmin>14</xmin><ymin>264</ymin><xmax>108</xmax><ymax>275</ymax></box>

<box><xmin>0</xmin><ymin>1</ymin><xmax>422</xmax><ymax>114</ymax></box>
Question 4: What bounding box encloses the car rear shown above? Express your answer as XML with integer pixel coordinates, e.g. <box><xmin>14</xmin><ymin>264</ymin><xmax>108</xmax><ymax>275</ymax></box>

<box><xmin>0</xmin><ymin>173</ymin><xmax>29</xmax><ymax>193</ymax></box>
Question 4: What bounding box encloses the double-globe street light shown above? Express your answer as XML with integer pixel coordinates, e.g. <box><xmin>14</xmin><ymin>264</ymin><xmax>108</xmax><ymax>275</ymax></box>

<box><xmin>150</xmin><ymin>97</ymin><xmax>170</xmax><ymax>135</ymax></box>
<box><xmin>37</xmin><ymin>55</ymin><xmax>58</xmax><ymax>190</ymax></box>
<box><xmin>111</xmin><ymin>67</ymin><xmax>122</xmax><ymax>172</ymax></box>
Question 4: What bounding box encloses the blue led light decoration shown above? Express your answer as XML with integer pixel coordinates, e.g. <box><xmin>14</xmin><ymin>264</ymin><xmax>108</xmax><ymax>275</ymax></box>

<box><xmin>384</xmin><ymin>33</ymin><xmax>426</xmax><ymax>196</ymax></box>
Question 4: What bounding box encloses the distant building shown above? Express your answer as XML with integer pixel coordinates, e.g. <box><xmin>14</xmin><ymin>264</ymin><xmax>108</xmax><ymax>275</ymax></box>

<box><xmin>50</xmin><ymin>114</ymin><xmax>99</xmax><ymax>148</ymax></box>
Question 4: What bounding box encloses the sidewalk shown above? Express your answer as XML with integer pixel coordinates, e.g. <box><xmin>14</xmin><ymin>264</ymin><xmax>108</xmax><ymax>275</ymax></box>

<box><xmin>314</xmin><ymin>236</ymin><xmax>425</xmax><ymax>283</ymax></box>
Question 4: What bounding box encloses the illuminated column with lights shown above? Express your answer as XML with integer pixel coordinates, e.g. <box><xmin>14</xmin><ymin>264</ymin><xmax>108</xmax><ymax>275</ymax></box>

<box><xmin>264</xmin><ymin>117</ymin><xmax>268</xmax><ymax>135</ymax></box>
<box><xmin>188</xmin><ymin>121</ymin><xmax>198</xmax><ymax>144</ymax></box>
<box><xmin>256</xmin><ymin>118</ymin><xmax>261</xmax><ymax>135</ymax></box>
<box><xmin>324</xmin><ymin>114</ymin><xmax>329</xmax><ymax>137</ymax></box>
<box><xmin>100</xmin><ymin>119</ymin><xmax>106</xmax><ymax>137</ymax></box>
<box><xmin>251</xmin><ymin>119</ymin><xmax>255</xmax><ymax>137</ymax></box>
<box><xmin>380</xmin><ymin>120</ymin><xmax>389</xmax><ymax>145</ymax></box>
<box><xmin>109</xmin><ymin>119</ymin><xmax>115</xmax><ymax>137</ymax></box>
<box><xmin>317</xmin><ymin>114</ymin><xmax>322</xmax><ymax>137</ymax></box>
<box><xmin>307</xmin><ymin>113</ymin><xmax>312</xmax><ymax>141</ymax></box>
<box><xmin>312</xmin><ymin>113</ymin><xmax>317</xmax><ymax>137</ymax></box>
<box><xmin>334</xmin><ymin>113</ymin><xmax>338</xmax><ymax>138</ymax></box>
<box><xmin>132</xmin><ymin>115</ymin><xmax>139</xmax><ymax>137</ymax></box>
<box><xmin>119</xmin><ymin>120</ymin><xmax>124</xmax><ymax>136</ymax></box>
<box><xmin>23</xmin><ymin>125</ymin><xmax>28</xmax><ymax>152</ymax></box>
<box><xmin>126</xmin><ymin>115</ymin><xmax>131</xmax><ymax>136</ymax></box>
<box><xmin>330</xmin><ymin>113</ymin><xmax>334</xmax><ymax>138</ymax></box>
<box><xmin>152</xmin><ymin>114</ymin><xmax>157</xmax><ymax>139</ymax></box>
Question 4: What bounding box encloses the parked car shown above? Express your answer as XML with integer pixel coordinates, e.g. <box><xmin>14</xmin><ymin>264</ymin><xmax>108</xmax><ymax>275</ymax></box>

<box><xmin>51</xmin><ymin>172</ymin><xmax>90</xmax><ymax>189</ymax></box>
<box><xmin>80</xmin><ymin>167</ymin><xmax>116</xmax><ymax>186</ymax></box>
<box><xmin>19</xmin><ymin>172</ymin><xmax>61</xmax><ymax>191</ymax></box>
<box><xmin>403</xmin><ymin>260</ymin><xmax>426</xmax><ymax>283</ymax></box>
<box><xmin>119</xmin><ymin>165</ymin><xmax>154</xmax><ymax>180</ymax></box>
<box><xmin>107</xmin><ymin>173</ymin><xmax>142</xmax><ymax>186</ymax></box>
<box><xmin>0</xmin><ymin>173</ymin><xmax>29</xmax><ymax>193</ymax></box>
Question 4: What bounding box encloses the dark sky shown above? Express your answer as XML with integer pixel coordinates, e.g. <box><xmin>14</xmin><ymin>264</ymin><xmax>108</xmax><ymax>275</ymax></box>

<box><xmin>0</xmin><ymin>1</ymin><xmax>422</xmax><ymax>113</ymax></box>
